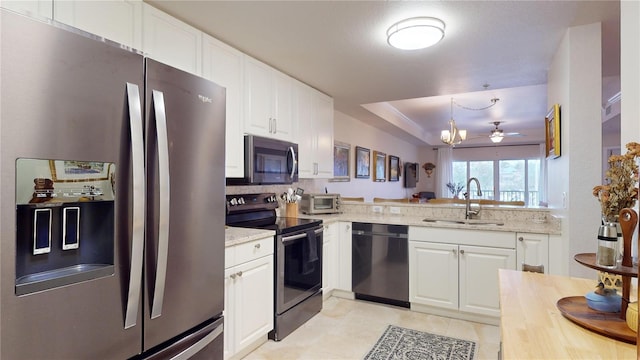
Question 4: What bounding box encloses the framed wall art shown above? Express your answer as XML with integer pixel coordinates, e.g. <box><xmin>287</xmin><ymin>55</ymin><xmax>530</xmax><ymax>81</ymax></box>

<box><xmin>331</xmin><ymin>141</ymin><xmax>351</xmax><ymax>182</ymax></box>
<box><xmin>373</xmin><ymin>151</ymin><xmax>386</xmax><ymax>182</ymax></box>
<box><xmin>355</xmin><ymin>146</ymin><xmax>370</xmax><ymax>179</ymax></box>
<box><xmin>49</xmin><ymin>160</ymin><xmax>112</xmax><ymax>182</ymax></box>
<box><xmin>545</xmin><ymin>104</ymin><xmax>561</xmax><ymax>159</ymax></box>
<box><xmin>388</xmin><ymin>155</ymin><xmax>400</xmax><ymax>182</ymax></box>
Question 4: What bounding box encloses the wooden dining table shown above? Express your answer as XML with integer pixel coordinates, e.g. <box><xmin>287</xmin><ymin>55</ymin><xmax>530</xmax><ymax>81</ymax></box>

<box><xmin>498</xmin><ymin>269</ymin><xmax>637</xmax><ymax>359</ymax></box>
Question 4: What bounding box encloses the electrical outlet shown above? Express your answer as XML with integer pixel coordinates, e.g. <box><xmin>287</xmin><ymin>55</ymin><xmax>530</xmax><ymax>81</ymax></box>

<box><xmin>389</xmin><ymin>207</ymin><xmax>401</xmax><ymax>214</ymax></box>
<box><xmin>372</xmin><ymin>206</ymin><xmax>383</xmax><ymax>214</ymax></box>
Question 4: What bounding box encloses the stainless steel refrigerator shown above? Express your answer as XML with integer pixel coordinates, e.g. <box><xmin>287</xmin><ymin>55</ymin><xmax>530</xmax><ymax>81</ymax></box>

<box><xmin>1</xmin><ymin>9</ymin><xmax>225</xmax><ymax>359</ymax></box>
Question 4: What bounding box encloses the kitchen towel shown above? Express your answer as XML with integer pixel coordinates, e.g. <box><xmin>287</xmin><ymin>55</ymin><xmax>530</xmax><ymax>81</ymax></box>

<box><xmin>301</xmin><ymin>229</ymin><xmax>318</xmax><ymax>275</ymax></box>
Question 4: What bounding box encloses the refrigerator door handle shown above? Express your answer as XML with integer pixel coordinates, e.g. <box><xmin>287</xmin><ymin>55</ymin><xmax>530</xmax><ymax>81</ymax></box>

<box><xmin>150</xmin><ymin>89</ymin><xmax>170</xmax><ymax>319</ymax></box>
<box><xmin>170</xmin><ymin>322</ymin><xmax>224</xmax><ymax>360</ymax></box>
<box><xmin>124</xmin><ymin>82</ymin><xmax>145</xmax><ymax>329</ymax></box>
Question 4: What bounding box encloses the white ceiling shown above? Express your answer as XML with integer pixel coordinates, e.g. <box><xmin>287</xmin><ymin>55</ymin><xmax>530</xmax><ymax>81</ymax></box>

<box><xmin>145</xmin><ymin>0</ymin><xmax>621</xmax><ymax>147</ymax></box>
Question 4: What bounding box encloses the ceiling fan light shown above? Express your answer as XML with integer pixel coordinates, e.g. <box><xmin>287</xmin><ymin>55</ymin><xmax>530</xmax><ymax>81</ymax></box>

<box><xmin>387</xmin><ymin>17</ymin><xmax>445</xmax><ymax>50</ymax></box>
<box><xmin>490</xmin><ymin>135</ymin><xmax>504</xmax><ymax>143</ymax></box>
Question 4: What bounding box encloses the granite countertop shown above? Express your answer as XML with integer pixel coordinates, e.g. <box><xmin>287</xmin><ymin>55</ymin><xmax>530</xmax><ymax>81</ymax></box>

<box><xmin>225</xmin><ymin>226</ymin><xmax>275</xmax><ymax>247</ymax></box>
<box><xmin>295</xmin><ymin>213</ymin><xmax>558</xmax><ymax>235</ymax></box>
<box><xmin>225</xmin><ymin>203</ymin><xmax>560</xmax><ymax>248</ymax></box>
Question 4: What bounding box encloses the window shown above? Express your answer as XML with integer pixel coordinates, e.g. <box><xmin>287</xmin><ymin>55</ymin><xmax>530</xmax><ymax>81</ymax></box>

<box><xmin>453</xmin><ymin>158</ymin><xmax>540</xmax><ymax>206</ymax></box>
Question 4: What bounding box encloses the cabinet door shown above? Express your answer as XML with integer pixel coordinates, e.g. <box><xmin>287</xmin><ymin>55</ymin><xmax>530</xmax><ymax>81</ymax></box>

<box><xmin>313</xmin><ymin>92</ymin><xmax>334</xmax><ymax>178</ymax></box>
<box><xmin>322</xmin><ymin>223</ymin><xmax>338</xmax><ymax>298</ymax></box>
<box><xmin>409</xmin><ymin>241</ymin><xmax>458</xmax><ymax>310</ymax></box>
<box><xmin>293</xmin><ymin>81</ymin><xmax>315</xmax><ymax>178</ymax></box>
<box><xmin>336</xmin><ymin>222</ymin><xmax>352</xmax><ymax>291</ymax></box>
<box><xmin>142</xmin><ymin>3</ymin><xmax>202</xmax><ymax>75</ymax></box>
<box><xmin>459</xmin><ymin>245</ymin><xmax>515</xmax><ymax>317</ymax></box>
<box><xmin>223</xmin><ymin>268</ymin><xmax>235</xmax><ymax>360</ymax></box>
<box><xmin>273</xmin><ymin>71</ymin><xmax>292</xmax><ymax>140</ymax></box>
<box><xmin>54</xmin><ymin>0</ymin><xmax>142</xmax><ymax>50</ymax></box>
<box><xmin>1</xmin><ymin>0</ymin><xmax>52</xmax><ymax>18</ymax></box>
<box><xmin>202</xmin><ymin>34</ymin><xmax>244</xmax><ymax>178</ymax></box>
<box><xmin>516</xmin><ymin>233</ymin><xmax>549</xmax><ymax>273</ymax></box>
<box><xmin>243</xmin><ymin>56</ymin><xmax>273</xmax><ymax>137</ymax></box>
<box><xmin>233</xmin><ymin>255</ymin><xmax>274</xmax><ymax>353</ymax></box>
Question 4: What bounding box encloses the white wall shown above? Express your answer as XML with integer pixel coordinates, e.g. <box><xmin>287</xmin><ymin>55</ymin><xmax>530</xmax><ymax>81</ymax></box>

<box><xmin>547</xmin><ymin>23</ymin><xmax>603</xmax><ymax>278</ymax></box>
<box><xmin>325</xmin><ymin>110</ymin><xmax>421</xmax><ymax>201</ymax></box>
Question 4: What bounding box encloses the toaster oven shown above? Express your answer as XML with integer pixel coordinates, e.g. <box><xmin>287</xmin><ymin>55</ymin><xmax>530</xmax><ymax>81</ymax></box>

<box><xmin>300</xmin><ymin>194</ymin><xmax>341</xmax><ymax>215</ymax></box>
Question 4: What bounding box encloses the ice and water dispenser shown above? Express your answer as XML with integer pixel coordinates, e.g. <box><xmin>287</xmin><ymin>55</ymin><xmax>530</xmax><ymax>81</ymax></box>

<box><xmin>15</xmin><ymin>159</ymin><xmax>115</xmax><ymax>295</ymax></box>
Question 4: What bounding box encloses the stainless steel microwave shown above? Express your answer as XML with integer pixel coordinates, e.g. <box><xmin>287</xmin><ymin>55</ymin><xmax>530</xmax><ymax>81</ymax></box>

<box><xmin>226</xmin><ymin>135</ymin><xmax>298</xmax><ymax>185</ymax></box>
<box><xmin>300</xmin><ymin>193</ymin><xmax>341</xmax><ymax>214</ymax></box>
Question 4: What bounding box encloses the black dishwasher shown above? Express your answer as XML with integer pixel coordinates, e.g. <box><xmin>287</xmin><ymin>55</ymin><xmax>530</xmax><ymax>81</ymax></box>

<box><xmin>352</xmin><ymin>222</ymin><xmax>409</xmax><ymax>308</ymax></box>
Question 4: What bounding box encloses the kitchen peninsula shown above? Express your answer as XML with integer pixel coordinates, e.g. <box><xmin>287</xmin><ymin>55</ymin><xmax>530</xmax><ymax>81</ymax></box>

<box><xmin>498</xmin><ymin>269</ymin><xmax>636</xmax><ymax>359</ymax></box>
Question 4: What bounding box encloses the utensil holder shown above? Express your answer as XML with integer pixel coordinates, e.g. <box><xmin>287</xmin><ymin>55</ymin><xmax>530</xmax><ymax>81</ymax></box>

<box><xmin>286</xmin><ymin>203</ymin><xmax>298</xmax><ymax>218</ymax></box>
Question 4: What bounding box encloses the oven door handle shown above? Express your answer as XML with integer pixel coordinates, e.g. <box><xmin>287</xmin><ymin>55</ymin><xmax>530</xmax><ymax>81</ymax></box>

<box><xmin>281</xmin><ymin>228</ymin><xmax>323</xmax><ymax>244</ymax></box>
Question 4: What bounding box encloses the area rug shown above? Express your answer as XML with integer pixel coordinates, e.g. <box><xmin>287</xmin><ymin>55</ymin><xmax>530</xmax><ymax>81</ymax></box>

<box><xmin>363</xmin><ymin>325</ymin><xmax>476</xmax><ymax>360</ymax></box>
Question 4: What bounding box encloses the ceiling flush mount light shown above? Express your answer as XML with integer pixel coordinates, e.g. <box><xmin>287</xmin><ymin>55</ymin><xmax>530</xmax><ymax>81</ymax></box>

<box><xmin>387</xmin><ymin>17</ymin><xmax>445</xmax><ymax>50</ymax></box>
<box><xmin>441</xmin><ymin>98</ymin><xmax>466</xmax><ymax>146</ymax></box>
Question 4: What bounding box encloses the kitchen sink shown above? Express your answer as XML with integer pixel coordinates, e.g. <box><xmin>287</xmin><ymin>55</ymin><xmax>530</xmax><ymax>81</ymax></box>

<box><xmin>422</xmin><ymin>218</ymin><xmax>504</xmax><ymax>226</ymax></box>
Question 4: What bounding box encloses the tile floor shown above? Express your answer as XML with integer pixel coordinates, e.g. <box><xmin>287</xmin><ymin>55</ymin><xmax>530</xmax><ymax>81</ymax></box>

<box><xmin>244</xmin><ymin>296</ymin><xmax>500</xmax><ymax>359</ymax></box>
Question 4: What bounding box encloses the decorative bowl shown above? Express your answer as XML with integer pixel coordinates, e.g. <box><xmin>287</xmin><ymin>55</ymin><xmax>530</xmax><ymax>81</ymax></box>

<box><xmin>584</xmin><ymin>290</ymin><xmax>621</xmax><ymax>313</ymax></box>
<box><xmin>626</xmin><ymin>302</ymin><xmax>638</xmax><ymax>332</ymax></box>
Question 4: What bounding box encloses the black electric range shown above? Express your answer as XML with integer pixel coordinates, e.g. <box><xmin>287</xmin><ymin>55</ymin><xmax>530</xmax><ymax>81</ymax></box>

<box><xmin>225</xmin><ymin>193</ymin><xmax>322</xmax><ymax>234</ymax></box>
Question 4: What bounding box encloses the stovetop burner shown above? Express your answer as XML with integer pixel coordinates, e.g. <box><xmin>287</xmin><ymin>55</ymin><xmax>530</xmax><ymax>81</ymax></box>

<box><xmin>226</xmin><ymin>193</ymin><xmax>322</xmax><ymax>234</ymax></box>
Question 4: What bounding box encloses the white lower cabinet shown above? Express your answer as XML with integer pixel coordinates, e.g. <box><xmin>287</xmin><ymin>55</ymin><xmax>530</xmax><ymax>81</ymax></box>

<box><xmin>224</xmin><ymin>237</ymin><xmax>274</xmax><ymax>360</ymax></box>
<box><xmin>516</xmin><ymin>232</ymin><xmax>549</xmax><ymax>273</ymax></box>
<box><xmin>409</xmin><ymin>227</ymin><xmax>516</xmax><ymax>321</ymax></box>
<box><xmin>335</xmin><ymin>222</ymin><xmax>352</xmax><ymax>294</ymax></box>
<box><xmin>322</xmin><ymin>223</ymin><xmax>338</xmax><ymax>299</ymax></box>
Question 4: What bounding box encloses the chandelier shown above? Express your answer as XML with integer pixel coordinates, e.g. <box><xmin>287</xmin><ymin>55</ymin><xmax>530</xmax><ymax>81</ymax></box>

<box><xmin>441</xmin><ymin>97</ymin><xmax>500</xmax><ymax>146</ymax></box>
<box><xmin>441</xmin><ymin>98</ymin><xmax>466</xmax><ymax>146</ymax></box>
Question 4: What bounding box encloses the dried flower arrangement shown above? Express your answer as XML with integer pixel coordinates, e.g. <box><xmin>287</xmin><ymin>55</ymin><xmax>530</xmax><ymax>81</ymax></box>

<box><xmin>592</xmin><ymin>142</ymin><xmax>640</xmax><ymax>222</ymax></box>
<box><xmin>446</xmin><ymin>182</ymin><xmax>464</xmax><ymax>198</ymax></box>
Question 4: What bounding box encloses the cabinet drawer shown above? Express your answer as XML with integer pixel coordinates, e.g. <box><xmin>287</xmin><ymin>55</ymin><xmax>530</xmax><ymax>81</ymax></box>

<box><xmin>409</xmin><ymin>226</ymin><xmax>515</xmax><ymax>249</ymax></box>
<box><xmin>227</xmin><ymin>236</ymin><xmax>274</xmax><ymax>268</ymax></box>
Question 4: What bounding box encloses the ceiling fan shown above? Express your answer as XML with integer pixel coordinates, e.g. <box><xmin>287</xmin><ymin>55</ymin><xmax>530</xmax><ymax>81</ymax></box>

<box><xmin>488</xmin><ymin>121</ymin><xmax>523</xmax><ymax>143</ymax></box>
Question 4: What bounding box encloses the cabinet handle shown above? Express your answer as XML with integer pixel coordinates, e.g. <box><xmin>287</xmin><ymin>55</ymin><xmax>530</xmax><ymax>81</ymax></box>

<box><xmin>452</xmin><ymin>249</ymin><xmax>457</xmax><ymax>255</ymax></box>
<box><xmin>460</xmin><ymin>249</ymin><xmax>465</xmax><ymax>254</ymax></box>
<box><xmin>273</xmin><ymin>118</ymin><xmax>277</xmax><ymax>133</ymax></box>
<box><xmin>255</xmin><ymin>243</ymin><xmax>261</xmax><ymax>249</ymax></box>
<box><xmin>230</xmin><ymin>274</ymin><xmax>237</xmax><ymax>280</ymax></box>
<box><xmin>269</xmin><ymin>118</ymin><xmax>273</xmax><ymax>133</ymax></box>
<box><xmin>237</xmin><ymin>271</ymin><xmax>243</xmax><ymax>277</ymax></box>
<box><xmin>518</xmin><ymin>237</ymin><xmax>524</xmax><ymax>241</ymax></box>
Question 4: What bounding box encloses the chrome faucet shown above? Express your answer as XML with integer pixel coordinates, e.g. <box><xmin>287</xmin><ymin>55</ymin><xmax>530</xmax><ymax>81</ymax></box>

<box><xmin>465</xmin><ymin>177</ymin><xmax>482</xmax><ymax>219</ymax></box>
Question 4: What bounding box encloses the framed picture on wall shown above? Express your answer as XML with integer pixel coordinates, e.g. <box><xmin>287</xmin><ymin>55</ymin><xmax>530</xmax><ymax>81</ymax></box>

<box><xmin>331</xmin><ymin>141</ymin><xmax>350</xmax><ymax>182</ymax></box>
<box><xmin>388</xmin><ymin>155</ymin><xmax>400</xmax><ymax>182</ymax></box>
<box><xmin>545</xmin><ymin>104</ymin><xmax>561</xmax><ymax>159</ymax></box>
<box><xmin>355</xmin><ymin>146</ymin><xmax>370</xmax><ymax>179</ymax></box>
<box><xmin>373</xmin><ymin>151</ymin><xmax>386</xmax><ymax>182</ymax></box>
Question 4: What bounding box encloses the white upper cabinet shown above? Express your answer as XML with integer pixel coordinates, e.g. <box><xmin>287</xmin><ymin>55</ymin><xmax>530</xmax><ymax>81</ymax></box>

<box><xmin>313</xmin><ymin>90</ymin><xmax>334</xmax><ymax>178</ymax></box>
<box><xmin>1</xmin><ymin>0</ymin><xmax>52</xmax><ymax>19</ymax></box>
<box><xmin>202</xmin><ymin>34</ymin><xmax>244</xmax><ymax>178</ymax></box>
<box><xmin>294</xmin><ymin>80</ymin><xmax>334</xmax><ymax>179</ymax></box>
<box><xmin>142</xmin><ymin>3</ymin><xmax>202</xmax><ymax>76</ymax></box>
<box><xmin>54</xmin><ymin>0</ymin><xmax>142</xmax><ymax>50</ymax></box>
<box><xmin>243</xmin><ymin>56</ymin><xmax>292</xmax><ymax>141</ymax></box>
